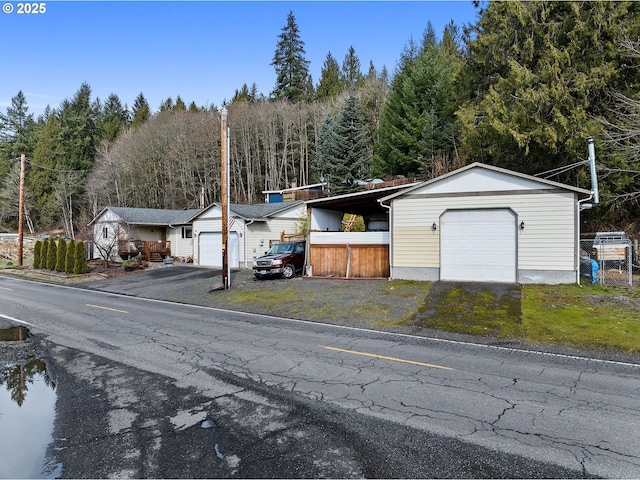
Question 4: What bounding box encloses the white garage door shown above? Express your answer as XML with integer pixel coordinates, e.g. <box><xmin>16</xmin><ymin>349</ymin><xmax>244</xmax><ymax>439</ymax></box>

<box><xmin>199</xmin><ymin>232</ymin><xmax>239</xmax><ymax>268</ymax></box>
<box><xmin>440</xmin><ymin>209</ymin><xmax>516</xmax><ymax>283</ymax></box>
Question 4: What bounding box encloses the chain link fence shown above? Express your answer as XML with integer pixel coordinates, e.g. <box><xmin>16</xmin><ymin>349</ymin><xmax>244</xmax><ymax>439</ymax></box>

<box><xmin>580</xmin><ymin>233</ymin><xmax>634</xmax><ymax>287</ymax></box>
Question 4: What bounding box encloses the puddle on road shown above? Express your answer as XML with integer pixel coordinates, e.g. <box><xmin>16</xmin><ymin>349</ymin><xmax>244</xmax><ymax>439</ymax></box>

<box><xmin>0</xmin><ymin>347</ymin><xmax>61</xmax><ymax>478</ymax></box>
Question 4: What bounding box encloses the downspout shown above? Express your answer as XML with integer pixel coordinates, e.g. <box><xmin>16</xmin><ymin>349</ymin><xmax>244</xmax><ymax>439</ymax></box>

<box><xmin>378</xmin><ymin>199</ymin><xmax>392</xmax><ymax>280</ymax></box>
<box><xmin>576</xmin><ymin>137</ymin><xmax>600</xmax><ymax>285</ymax></box>
<box><xmin>244</xmin><ymin>220</ymin><xmax>254</xmax><ymax>269</ymax></box>
<box><xmin>577</xmin><ymin>194</ymin><xmax>593</xmax><ymax>286</ymax></box>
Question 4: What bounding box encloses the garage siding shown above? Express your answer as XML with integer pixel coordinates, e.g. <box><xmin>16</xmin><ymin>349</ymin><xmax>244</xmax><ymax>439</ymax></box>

<box><xmin>245</xmin><ymin>217</ymin><xmax>305</xmax><ymax>262</ymax></box>
<box><xmin>392</xmin><ymin>191</ymin><xmax>576</xmax><ymax>272</ymax></box>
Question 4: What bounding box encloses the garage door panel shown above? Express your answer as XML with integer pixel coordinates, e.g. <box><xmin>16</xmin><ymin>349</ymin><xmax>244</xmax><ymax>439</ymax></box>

<box><xmin>441</xmin><ymin>209</ymin><xmax>516</xmax><ymax>283</ymax></box>
<box><xmin>200</xmin><ymin>232</ymin><xmax>239</xmax><ymax>268</ymax></box>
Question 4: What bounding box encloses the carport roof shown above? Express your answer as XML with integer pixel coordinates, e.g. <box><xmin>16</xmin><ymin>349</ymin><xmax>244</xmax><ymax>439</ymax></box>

<box><xmin>305</xmin><ymin>183</ymin><xmax>421</xmax><ymax>217</ymax></box>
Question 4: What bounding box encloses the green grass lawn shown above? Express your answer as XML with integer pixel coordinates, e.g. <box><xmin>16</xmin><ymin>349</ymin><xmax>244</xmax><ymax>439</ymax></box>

<box><xmin>520</xmin><ymin>283</ymin><xmax>640</xmax><ymax>353</ymax></box>
<box><xmin>406</xmin><ymin>281</ymin><xmax>640</xmax><ymax>353</ymax></box>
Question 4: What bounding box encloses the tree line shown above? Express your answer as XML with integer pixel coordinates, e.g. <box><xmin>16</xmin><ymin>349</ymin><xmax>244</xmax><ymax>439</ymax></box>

<box><xmin>1</xmin><ymin>2</ymin><xmax>639</xmax><ymax>239</ymax></box>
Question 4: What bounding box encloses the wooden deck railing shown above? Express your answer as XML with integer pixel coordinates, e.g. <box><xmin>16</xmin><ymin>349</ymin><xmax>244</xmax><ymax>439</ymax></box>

<box><xmin>118</xmin><ymin>240</ymin><xmax>171</xmax><ymax>262</ymax></box>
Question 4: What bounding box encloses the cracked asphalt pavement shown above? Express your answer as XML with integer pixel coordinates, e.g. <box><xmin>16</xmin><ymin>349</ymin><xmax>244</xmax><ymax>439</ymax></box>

<box><xmin>1</xmin><ymin>268</ymin><xmax>639</xmax><ymax>478</ymax></box>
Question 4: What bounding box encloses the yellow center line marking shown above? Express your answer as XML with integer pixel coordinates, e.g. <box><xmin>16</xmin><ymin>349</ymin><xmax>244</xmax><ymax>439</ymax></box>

<box><xmin>322</xmin><ymin>345</ymin><xmax>454</xmax><ymax>371</ymax></box>
<box><xmin>0</xmin><ymin>286</ymin><xmax>12</xmax><ymax>291</ymax></box>
<box><xmin>87</xmin><ymin>304</ymin><xmax>128</xmax><ymax>314</ymax></box>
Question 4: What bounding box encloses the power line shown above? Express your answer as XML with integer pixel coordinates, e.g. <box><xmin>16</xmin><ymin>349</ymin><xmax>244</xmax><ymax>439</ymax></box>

<box><xmin>0</xmin><ymin>156</ymin><xmax>91</xmax><ymax>174</ymax></box>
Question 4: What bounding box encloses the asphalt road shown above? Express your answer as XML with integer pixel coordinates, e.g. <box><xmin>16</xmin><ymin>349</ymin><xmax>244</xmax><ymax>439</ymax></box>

<box><xmin>1</xmin><ymin>273</ymin><xmax>640</xmax><ymax>478</ymax></box>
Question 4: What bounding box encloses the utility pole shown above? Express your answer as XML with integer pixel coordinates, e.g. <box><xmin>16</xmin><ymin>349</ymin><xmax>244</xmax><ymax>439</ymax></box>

<box><xmin>221</xmin><ymin>109</ymin><xmax>229</xmax><ymax>289</ymax></box>
<box><xmin>18</xmin><ymin>154</ymin><xmax>25</xmax><ymax>268</ymax></box>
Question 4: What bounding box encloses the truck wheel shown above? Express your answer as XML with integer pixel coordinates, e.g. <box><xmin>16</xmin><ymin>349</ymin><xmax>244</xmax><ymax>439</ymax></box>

<box><xmin>282</xmin><ymin>263</ymin><xmax>295</xmax><ymax>279</ymax></box>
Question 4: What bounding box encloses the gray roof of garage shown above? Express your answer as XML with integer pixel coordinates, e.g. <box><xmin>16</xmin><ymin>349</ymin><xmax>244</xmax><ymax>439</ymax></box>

<box><xmin>186</xmin><ymin>200</ymin><xmax>305</xmax><ymax>222</ymax></box>
<box><xmin>93</xmin><ymin>207</ymin><xmax>203</xmax><ymax>226</ymax></box>
<box><xmin>229</xmin><ymin>201</ymin><xmax>304</xmax><ymax>220</ymax></box>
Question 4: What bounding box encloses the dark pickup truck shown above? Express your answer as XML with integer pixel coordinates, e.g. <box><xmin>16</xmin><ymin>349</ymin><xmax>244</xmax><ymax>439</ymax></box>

<box><xmin>253</xmin><ymin>241</ymin><xmax>306</xmax><ymax>279</ymax></box>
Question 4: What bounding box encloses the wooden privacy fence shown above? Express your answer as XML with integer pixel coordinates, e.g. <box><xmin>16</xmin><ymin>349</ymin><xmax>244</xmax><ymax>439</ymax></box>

<box><xmin>309</xmin><ymin>244</ymin><xmax>389</xmax><ymax>278</ymax></box>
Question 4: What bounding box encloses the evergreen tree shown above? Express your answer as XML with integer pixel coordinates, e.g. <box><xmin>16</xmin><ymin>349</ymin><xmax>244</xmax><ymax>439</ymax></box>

<box><xmin>173</xmin><ymin>96</ymin><xmax>187</xmax><ymax>112</ymax></box>
<box><xmin>457</xmin><ymin>1</ymin><xmax>640</xmax><ymax>178</ymax></box>
<box><xmin>100</xmin><ymin>93</ymin><xmax>129</xmax><ymax>142</ymax></box>
<box><xmin>314</xmin><ymin>113</ymin><xmax>337</xmax><ymax>190</ymax></box>
<box><xmin>59</xmin><ymin>82</ymin><xmax>98</xmax><ymax>172</ymax></box>
<box><xmin>131</xmin><ymin>93</ymin><xmax>151</xmax><ymax>128</ymax></box>
<box><xmin>0</xmin><ymin>91</ymin><xmax>37</xmax><ymax>178</ymax></box>
<box><xmin>342</xmin><ymin>46</ymin><xmax>363</xmax><ymax>89</ymax></box>
<box><xmin>232</xmin><ymin>84</ymin><xmax>253</xmax><ymax>103</ymax></box>
<box><xmin>160</xmin><ymin>97</ymin><xmax>174</xmax><ymax>112</ymax></box>
<box><xmin>374</xmin><ymin>24</ymin><xmax>461</xmax><ymax>177</ymax></box>
<box><xmin>65</xmin><ymin>238</ymin><xmax>75</xmax><ymax>274</ymax></box>
<box><xmin>29</xmin><ymin>114</ymin><xmax>65</xmax><ymax>228</ymax></box>
<box><xmin>39</xmin><ymin>238</ymin><xmax>49</xmax><ymax>269</ymax></box>
<box><xmin>74</xmin><ymin>240</ymin><xmax>88</xmax><ymax>274</ymax></box>
<box><xmin>46</xmin><ymin>238</ymin><xmax>57</xmax><ymax>270</ymax></box>
<box><xmin>316</xmin><ymin>52</ymin><xmax>344</xmax><ymax>100</ymax></box>
<box><xmin>55</xmin><ymin>238</ymin><xmax>66</xmax><ymax>272</ymax></box>
<box><xmin>33</xmin><ymin>239</ymin><xmax>42</xmax><ymax>269</ymax></box>
<box><xmin>317</xmin><ymin>94</ymin><xmax>372</xmax><ymax>195</ymax></box>
<box><xmin>271</xmin><ymin>11</ymin><xmax>312</xmax><ymax>102</ymax></box>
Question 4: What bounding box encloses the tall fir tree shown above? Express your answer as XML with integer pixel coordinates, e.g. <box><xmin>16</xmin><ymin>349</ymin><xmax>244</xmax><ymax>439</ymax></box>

<box><xmin>29</xmin><ymin>114</ymin><xmax>65</xmax><ymax>227</ymax></box>
<box><xmin>317</xmin><ymin>94</ymin><xmax>372</xmax><ymax>195</ymax></box>
<box><xmin>131</xmin><ymin>92</ymin><xmax>151</xmax><ymax>128</ymax></box>
<box><xmin>99</xmin><ymin>93</ymin><xmax>129</xmax><ymax>143</ymax></box>
<box><xmin>271</xmin><ymin>11</ymin><xmax>312</xmax><ymax>102</ymax></box>
<box><xmin>342</xmin><ymin>46</ymin><xmax>363</xmax><ymax>90</ymax></box>
<box><xmin>173</xmin><ymin>96</ymin><xmax>187</xmax><ymax>112</ymax></box>
<box><xmin>374</xmin><ymin>24</ymin><xmax>461</xmax><ymax>177</ymax></box>
<box><xmin>0</xmin><ymin>91</ymin><xmax>38</xmax><ymax>181</ymax></box>
<box><xmin>315</xmin><ymin>52</ymin><xmax>343</xmax><ymax>100</ymax></box>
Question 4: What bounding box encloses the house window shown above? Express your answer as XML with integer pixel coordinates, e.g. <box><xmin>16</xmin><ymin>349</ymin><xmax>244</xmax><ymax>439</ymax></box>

<box><xmin>182</xmin><ymin>226</ymin><xmax>193</xmax><ymax>239</ymax></box>
<box><xmin>102</xmin><ymin>227</ymin><xmax>109</xmax><ymax>239</ymax></box>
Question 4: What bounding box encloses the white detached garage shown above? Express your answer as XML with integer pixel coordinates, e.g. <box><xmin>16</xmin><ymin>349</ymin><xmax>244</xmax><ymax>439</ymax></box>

<box><xmin>380</xmin><ymin>163</ymin><xmax>592</xmax><ymax>284</ymax></box>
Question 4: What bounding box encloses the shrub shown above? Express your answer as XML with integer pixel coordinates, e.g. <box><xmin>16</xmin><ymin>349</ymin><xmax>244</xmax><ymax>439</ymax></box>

<box><xmin>55</xmin><ymin>239</ymin><xmax>66</xmax><ymax>272</ymax></box>
<box><xmin>73</xmin><ymin>241</ymin><xmax>88</xmax><ymax>274</ymax></box>
<box><xmin>33</xmin><ymin>240</ymin><xmax>42</xmax><ymax>269</ymax></box>
<box><xmin>40</xmin><ymin>239</ymin><xmax>49</xmax><ymax>269</ymax></box>
<box><xmin>65</xmin><ymin>239</ymin><xmax>75</xmax><ymax>274</ymax></box>
<box><xmin>47</xmin><ymin>239</ymin><xmax>57</xmax><ymax>270</ymax></box>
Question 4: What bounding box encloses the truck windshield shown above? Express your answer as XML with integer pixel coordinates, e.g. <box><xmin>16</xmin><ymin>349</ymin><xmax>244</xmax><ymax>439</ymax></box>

<box><xmin>267</xmin><ymin>243</ymin><xmax>295</xmax><ymax>255</ymax></box>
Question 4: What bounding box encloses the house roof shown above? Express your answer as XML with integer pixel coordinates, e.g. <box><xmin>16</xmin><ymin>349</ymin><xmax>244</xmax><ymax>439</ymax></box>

<box><xmin>378</xmin><ymin>162</ymin><xmax>592</xmax><ymax>203</ymax></box>
<box><xmin>188</xmin><ymin>200</ymin><xmax>305</xmax><ymax>222</ymax></box>
<box><xmin>305</xmin><ymin>182</ymin><xmax>421</xmax><ymax>217</ymax></box>
<box><xmin>89</xmin><ymin>206</ymin><xmax>203</xmax><ymax>227</ymax></box>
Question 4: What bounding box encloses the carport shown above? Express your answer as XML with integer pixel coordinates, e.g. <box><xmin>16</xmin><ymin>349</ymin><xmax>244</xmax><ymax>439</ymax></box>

<box><xmin>305</xmin><ymin>182</ymin><xmax>419</xmax><ymax>278</ymax></box>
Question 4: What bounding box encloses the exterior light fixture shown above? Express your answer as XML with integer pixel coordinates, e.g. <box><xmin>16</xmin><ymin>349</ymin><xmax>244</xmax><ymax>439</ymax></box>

<box><xmin>520</xmin><ymin>221</ymin><xmax>525</xmax><ymax>231</ymax></box>
<box><xmin>432</xmin><ymin>222</ymin><xmax>437</xmax><ymax>231</ymax></box>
